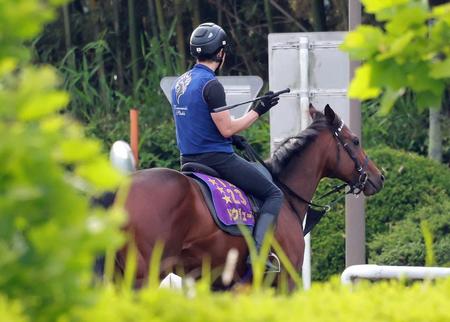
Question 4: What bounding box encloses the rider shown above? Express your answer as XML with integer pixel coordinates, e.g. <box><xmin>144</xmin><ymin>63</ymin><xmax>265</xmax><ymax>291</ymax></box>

<box><xmin>171</xmin><ymin>22</ymin><xmax>283</xmax><ymax>272</ymax></box>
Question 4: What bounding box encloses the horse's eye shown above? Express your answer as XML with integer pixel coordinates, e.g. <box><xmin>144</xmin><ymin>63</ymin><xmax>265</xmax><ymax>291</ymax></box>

<box><xmin>353</xmin><ymin>138</ymin><xmax>360</xmax><ymax>146</ymax></box>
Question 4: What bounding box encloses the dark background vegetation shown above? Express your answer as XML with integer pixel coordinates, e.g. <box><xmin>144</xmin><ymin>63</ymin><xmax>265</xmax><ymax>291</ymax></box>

<box><xmin>32</xmin><ymin>0</ymin><xmax>450</xmax><ymax>280</ymax></box>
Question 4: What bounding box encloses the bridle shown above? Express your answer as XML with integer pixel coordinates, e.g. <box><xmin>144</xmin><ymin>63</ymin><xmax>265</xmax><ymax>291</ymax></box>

<box><xmin>333</xmin><ymin>120</ymin><xmax>369</xmax><ymax>195</ymax></box>
<box><xmin>275</xmin><ymin>119</ymin><xmax>371</xmax><ymax>218</ymax></box>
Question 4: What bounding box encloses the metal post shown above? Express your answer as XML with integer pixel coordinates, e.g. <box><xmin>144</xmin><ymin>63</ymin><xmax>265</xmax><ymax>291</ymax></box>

<box><xmin>345</xmin><ymin>0</ymin><xmax>365</xmax><ymax>267</ymax></box>
<box><xmin>299</xmin><ymin>37</ymin><xmax>311</xmax><ymax>290</ymax></box>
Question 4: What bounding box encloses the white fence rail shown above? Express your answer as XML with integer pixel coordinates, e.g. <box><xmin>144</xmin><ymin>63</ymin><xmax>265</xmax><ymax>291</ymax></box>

<box><xmin>341</xmin><ymin>264</ymin><xmax>450</xmax><ymax>284</ymax></box>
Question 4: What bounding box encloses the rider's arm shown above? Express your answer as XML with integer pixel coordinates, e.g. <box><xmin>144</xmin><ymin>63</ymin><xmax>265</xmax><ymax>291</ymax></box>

<box><xmin>205</xmin><ymin>80</ymin><xmax>259</xmax><ymax>138</ymax></box>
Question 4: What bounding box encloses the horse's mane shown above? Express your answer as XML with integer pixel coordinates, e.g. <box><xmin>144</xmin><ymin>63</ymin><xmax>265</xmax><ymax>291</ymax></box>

<box><xmin>267</xmin><ymin>111</ymin><xmax>329</xmax><ymax>176</ymax></box>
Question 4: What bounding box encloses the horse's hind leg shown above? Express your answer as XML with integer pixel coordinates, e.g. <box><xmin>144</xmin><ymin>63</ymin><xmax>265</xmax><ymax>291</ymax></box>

<box><xmin>115</xmin><ymin>244</ymin><xmax>155</xmax><ymax>289</ymax></box>
<box><xmin>134</xmin><ymin>251</ymin><xmax>149</xmax><ymax>288</ymax></box>
<box><xmin>121</xmin><ymin>169</ymin><xmax>196</xmax><ymax>287</ymax></box>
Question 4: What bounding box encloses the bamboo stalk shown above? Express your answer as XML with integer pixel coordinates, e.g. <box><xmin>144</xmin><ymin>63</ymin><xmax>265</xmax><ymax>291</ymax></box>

<box><xmin>191</xmin><ymin>0</ymin><xmax>201</xmax><ymax>29</ymax></box>
<box><xmin>62</xmin><ymin>3</ymin><xmax>75</xmax><ymax>67</ymax></box>
<box><xmin>175</xmin><ymin>0</ymin><xmax>186</xmax><ymax>72</ymax></box>
<box><xmin>263</xmin><ymin>0</ymin><xmax>273</xmax><ymax>33</ymax></box>
<box><xmin>147</xmin><ymin>0</ymin><xmax>159</xmax><ymax>37</ymax></box>
<box><xmin>155</xmin><ymin>0</ymin><xmax>172</xmax><ymax>73</ymax></box>
<box><xmin>87</xmin><ymin>0</ymin><xmax>108</xmax><ymax>109</ymax></box>
<box><xmin>128</xmin><ymin>0</ymin><xmax>139</xmax><ymax>96</ymax></box>
<box><xmin>112</xmin><ymin>0</ymin><xmax>124</xmax><ymax>91</ymax></box>
<box><xmin>312</xmin><ymin>0</ymin><xmax>327</xmax><ymax>31</ymax></box>
<box><xmin>217</xmin><ymin>0</ymin><xmax>223</xmax><ymax>25</ymax></box>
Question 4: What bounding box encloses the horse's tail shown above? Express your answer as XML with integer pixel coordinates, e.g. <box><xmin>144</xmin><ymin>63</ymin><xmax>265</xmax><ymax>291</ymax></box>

<box><xmin>90</xmin><ymin>191</ymin><xmax>117</xmax><ymax>278</ymax></box>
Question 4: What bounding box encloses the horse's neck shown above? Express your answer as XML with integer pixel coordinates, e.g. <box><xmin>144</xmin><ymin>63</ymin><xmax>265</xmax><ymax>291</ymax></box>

<box><xmin>278</xmin><ymin>137</ymin><xmax>329</xmax><ymax>216</ymax></box>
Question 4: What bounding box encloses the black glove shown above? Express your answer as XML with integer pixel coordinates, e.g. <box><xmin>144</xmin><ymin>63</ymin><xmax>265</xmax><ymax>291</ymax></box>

<box><xmin>253</xmin><ymin>91</ymin><xmax>280</xmax><ymax>116</ymax></box>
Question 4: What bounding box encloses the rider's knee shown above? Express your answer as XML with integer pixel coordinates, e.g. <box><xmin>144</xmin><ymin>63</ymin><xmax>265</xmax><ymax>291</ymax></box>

<box><xmin>272</xmin><ymin>184</ymin><xmax>283</xmax><ymax>199</ymax></box>
<box><xmin>270</xmin><ymin>185</ymin><xmax>284</xmax><ymax>209</ymax></box>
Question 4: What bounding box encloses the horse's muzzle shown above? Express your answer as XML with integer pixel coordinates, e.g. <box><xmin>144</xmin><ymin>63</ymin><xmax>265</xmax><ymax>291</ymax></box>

<box><xmin>363</xmin><ymin>173</ymin><xmax>384</xmax><ymax>196</ymax></box>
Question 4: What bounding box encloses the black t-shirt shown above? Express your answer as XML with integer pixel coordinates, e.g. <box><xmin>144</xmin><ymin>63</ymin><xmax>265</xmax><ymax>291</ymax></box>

<box><xmin>203</xmin><ymin>79</ymin><xmax>226</xmax><ymax>112</ymax></box>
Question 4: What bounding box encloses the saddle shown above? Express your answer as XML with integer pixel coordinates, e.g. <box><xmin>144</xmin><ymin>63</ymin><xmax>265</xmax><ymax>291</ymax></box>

<box><xmin>181</xmin><ymin>162</ymin><xmax>271</xmax><ymax>236</ymax></box>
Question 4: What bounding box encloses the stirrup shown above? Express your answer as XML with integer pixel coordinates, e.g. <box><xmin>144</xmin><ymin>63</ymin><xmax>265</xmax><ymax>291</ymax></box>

<box><xmin>265</xmin><ymin>252</ymin><xmax>281</xmax><ymax>273</ymax></box>
<box><xmin>246</xmin><ymin>252</ymin><xmax>281</xmax><ymax>273</ymax></box>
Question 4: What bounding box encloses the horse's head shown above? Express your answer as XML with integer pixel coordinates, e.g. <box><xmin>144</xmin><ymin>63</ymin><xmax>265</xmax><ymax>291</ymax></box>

<box><xmin>310</xmin><ymin>104</ymin><xmax>384</xmax><ymax>196</ymax></box>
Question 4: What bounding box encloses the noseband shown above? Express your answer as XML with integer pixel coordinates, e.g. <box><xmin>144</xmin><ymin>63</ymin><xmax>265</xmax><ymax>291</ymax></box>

<box><xmin>333</xmin><ymin>121</ymin><xmax>369</xmax><ymax>195</ymax></box>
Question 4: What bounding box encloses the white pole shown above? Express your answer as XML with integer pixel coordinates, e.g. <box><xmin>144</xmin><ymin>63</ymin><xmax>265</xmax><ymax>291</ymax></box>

<box><xmin>299</xmin><ymin>36</ymin><xmax>311</xmax><ymax>290</ymax></box>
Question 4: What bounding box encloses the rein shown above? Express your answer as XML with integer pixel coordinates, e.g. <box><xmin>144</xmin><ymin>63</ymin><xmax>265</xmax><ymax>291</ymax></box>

<box><xmin>276</xmin><ymin>179</ymin><xmax>348</xmax><ymax>213</ymax></box>
<box><xmin>233</xmin><ymin>119</ymin><xmax>370</xmax><ymax>234</ymax></box>
<box><xmin>235</xmin><ymin>133</ymin><xmax>356</xmax><ymax>214</ymax></box>
<box><xmin>278</xmin><ymin>120</ymin><xmax>370</xmax><ymax>214</ymax></box>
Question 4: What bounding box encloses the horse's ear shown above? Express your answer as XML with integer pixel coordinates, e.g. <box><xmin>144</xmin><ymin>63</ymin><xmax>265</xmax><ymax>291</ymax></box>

<box><xmin>324</xmin><ymin>104</ymin><xmax>336</xmax><ymax>124</ymax></box>
<box><xmin>309</xmin><ymin>103</ymin><xmax>318</xmax><ymax>119</ymax></box>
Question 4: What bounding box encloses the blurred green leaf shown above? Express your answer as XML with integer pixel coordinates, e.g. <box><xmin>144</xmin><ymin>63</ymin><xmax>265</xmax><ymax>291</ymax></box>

<box><xmin>341</xmin><ymin>25</ymin><xmax>384</xmax><ymax>60</ymax></box>
<box><xmin>342</xmin><ymin>0</ymin><xmax>449</xmax><ymax>114</ymax></box>
<box><xmin>19</xmin><ymin>91</ymin><xmax>69</xmax><ymax>120</ymax></box>
<box><xmin>377</xmin><ymin>31</ymin><xmax>414</xmax><ymax>61</ymax></box>
<box><xmin>430</xmin><ymin>58</ymin><xmax>450</xmax><ymax>79</ymax></box>
<box><xmin>385</xmin><ymin>5</ymin><xmax>428</xmax><ymax>34</ymax></box>
<box><xmin>379</xmin><ymin>88</ymin><xmax>404</xmax><ymax>115</ymax></box>
<box><xmin>348</xmin><ymin>64</ymin><xmax>381</xmax><ymax>99</ymax></box>
<box><xmin>60</xmin><ymin>139</ymin><xmax>102</xmax><ymax>162</ymax></box>
<box><xmin>362</xmin><ymin>0</ymin><xmax>410</xmax><ymax>14</ymax></box>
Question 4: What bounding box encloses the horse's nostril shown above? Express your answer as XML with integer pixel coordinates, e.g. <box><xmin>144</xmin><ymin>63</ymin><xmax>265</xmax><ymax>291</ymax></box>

<box><xmin>380</xmin><ymin>174</ymin><xmax>385</xmax><ymax>182</ymax></box>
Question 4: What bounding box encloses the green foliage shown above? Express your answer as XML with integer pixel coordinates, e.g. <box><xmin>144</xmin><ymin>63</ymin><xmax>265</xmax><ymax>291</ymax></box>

<box><xmin>0</xmin><ymin>0</ymin><xmax>66</xmax><ymax>61</ymax></box>
<box><xmin>311</xmin><ymin>179</ymin><xmax>346</xmax><ymax>281</ymax></box>
<box><xmin>0</xmin><ymin>295</ymin><xmax>28</xmax><ymax>322</ymax></box>
<box><xmin>73</xmin><ymin>277</ymin><xmax>450</xmax><ymax>322</ymax></box>
<box><xmin>369</xmin><ymin>198</ymin><xmax>450</xmax><ymax>267</ymax></box>
<box><xmin>341</xmin><ymin>0</ymin><xmax>450</xmax><ymax>113</ymax></box>
<box><xmin>362</xmin><ymin>94</ymin><xmax>429</xmax><ymax>155</ymax></box>
<box><xmin>362</xmin><ymin>93</ymin><xmax>450</xmax><ymax>164</ymax></box>
<box><xmin>241</xmin><ymin>117</ymin><xmax>271</xmax><ymax>159</ymax></box>
<box><xmin>59</xmin><ymin>35</ymin><xmax>171</xmax><ymax>124</ymax></box>
<box><xmin>139</xmin><ymin>119</ymin><xmax>179</xmax><ymax>169</ymax></box>
<box><xmin>366</xmin><ymin>146</ymin><xmax>450</xmax><ymax>236</ymax></box>
<box><xmin>0</xmin><ymin>0</ymin><xmax>125</xmax><ymax>321</ymax></box>
<box><xmin>311</xmin><ymin>146</ymin><xmax>450</xmax><ymax>280</ymax></box>
<box><xmin>54</xmin><ymin>32</ymin><xmax>182</xmax><ymax>171</ymax></box>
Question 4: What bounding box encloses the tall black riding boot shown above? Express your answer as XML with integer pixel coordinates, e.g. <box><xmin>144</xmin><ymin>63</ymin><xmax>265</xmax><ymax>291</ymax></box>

<box><xmin>248</xmin><ymin>213</ymin><xmax>280</xmax><ymax>273</ymax></box>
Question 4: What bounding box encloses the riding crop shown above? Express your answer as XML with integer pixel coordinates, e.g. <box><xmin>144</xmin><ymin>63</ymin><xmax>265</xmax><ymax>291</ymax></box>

<box><xmin>212</xmin><ymin>88</ymin><xmax>291</xmax><ymax>113</ymax></box>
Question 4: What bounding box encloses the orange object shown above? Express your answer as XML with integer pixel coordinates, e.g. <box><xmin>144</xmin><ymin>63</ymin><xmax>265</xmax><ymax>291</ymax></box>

<box><xmin>130</xmin><ymin>108</ymin><xmax>139</xmax><ymax>166</ymax></box>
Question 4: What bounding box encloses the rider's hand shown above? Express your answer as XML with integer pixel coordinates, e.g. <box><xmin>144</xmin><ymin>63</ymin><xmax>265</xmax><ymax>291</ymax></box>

<box><xmin>253</xmin><ymin>91</ymin><xmax>280</xmax><ymax>116</ymax></box>
<box><xmin>231</xmin><ymin>135</ymin><xmax>247</xmax><ymax>150</ymax></box>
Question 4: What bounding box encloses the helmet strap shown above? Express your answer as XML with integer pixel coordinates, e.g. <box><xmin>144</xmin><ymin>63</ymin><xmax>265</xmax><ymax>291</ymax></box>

<box><xmin>212</xmin><ymin>50</ymin><xmax>224</xmax><ymax>72</ymax></box>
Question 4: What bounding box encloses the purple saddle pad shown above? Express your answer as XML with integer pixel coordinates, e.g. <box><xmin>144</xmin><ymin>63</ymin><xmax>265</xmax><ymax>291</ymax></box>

<box><xmin>193</xmin><ymin>172</ymin><xmax>255</xmax><ymax>226</ymax></box>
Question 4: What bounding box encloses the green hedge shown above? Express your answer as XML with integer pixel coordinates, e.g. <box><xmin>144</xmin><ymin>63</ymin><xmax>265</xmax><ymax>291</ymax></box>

<box><xmin>369</xmin><ymin>198</ymin><xmax>450</xmax><ymax>266</ymax></box>
<box><xmin>72</xmin><ymin>278</ymin><xmax>450</xmax><ymax>322</ymax></box>
<box><xmin>366</xmin><ymin>147</ymin><xmax>450</xmax><ymax>236</ymax></box>
<box><xmin>312</xmin><ymin>146</ymin><xmax>450</xmax><ymax>280</ymax></box>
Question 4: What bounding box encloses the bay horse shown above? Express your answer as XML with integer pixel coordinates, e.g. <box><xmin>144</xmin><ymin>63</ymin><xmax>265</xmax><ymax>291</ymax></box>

<box><xmin>115</xmin><ymin>104</ymin><xmax>384</xmax><ymax>288</ymax></box>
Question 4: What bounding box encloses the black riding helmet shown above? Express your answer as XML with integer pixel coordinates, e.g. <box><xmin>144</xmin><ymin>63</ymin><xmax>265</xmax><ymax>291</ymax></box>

<box><xmin>190</xmin><ymin>22</ymin><xmax>228</xmax><ymax>61</ymax></box>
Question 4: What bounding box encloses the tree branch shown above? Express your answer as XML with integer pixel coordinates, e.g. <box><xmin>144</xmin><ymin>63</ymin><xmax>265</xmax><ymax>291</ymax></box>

<box><xmin>269</xmin><ymin>0</ymin><xmax>308</xmax><ymax>32</ymax></box>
